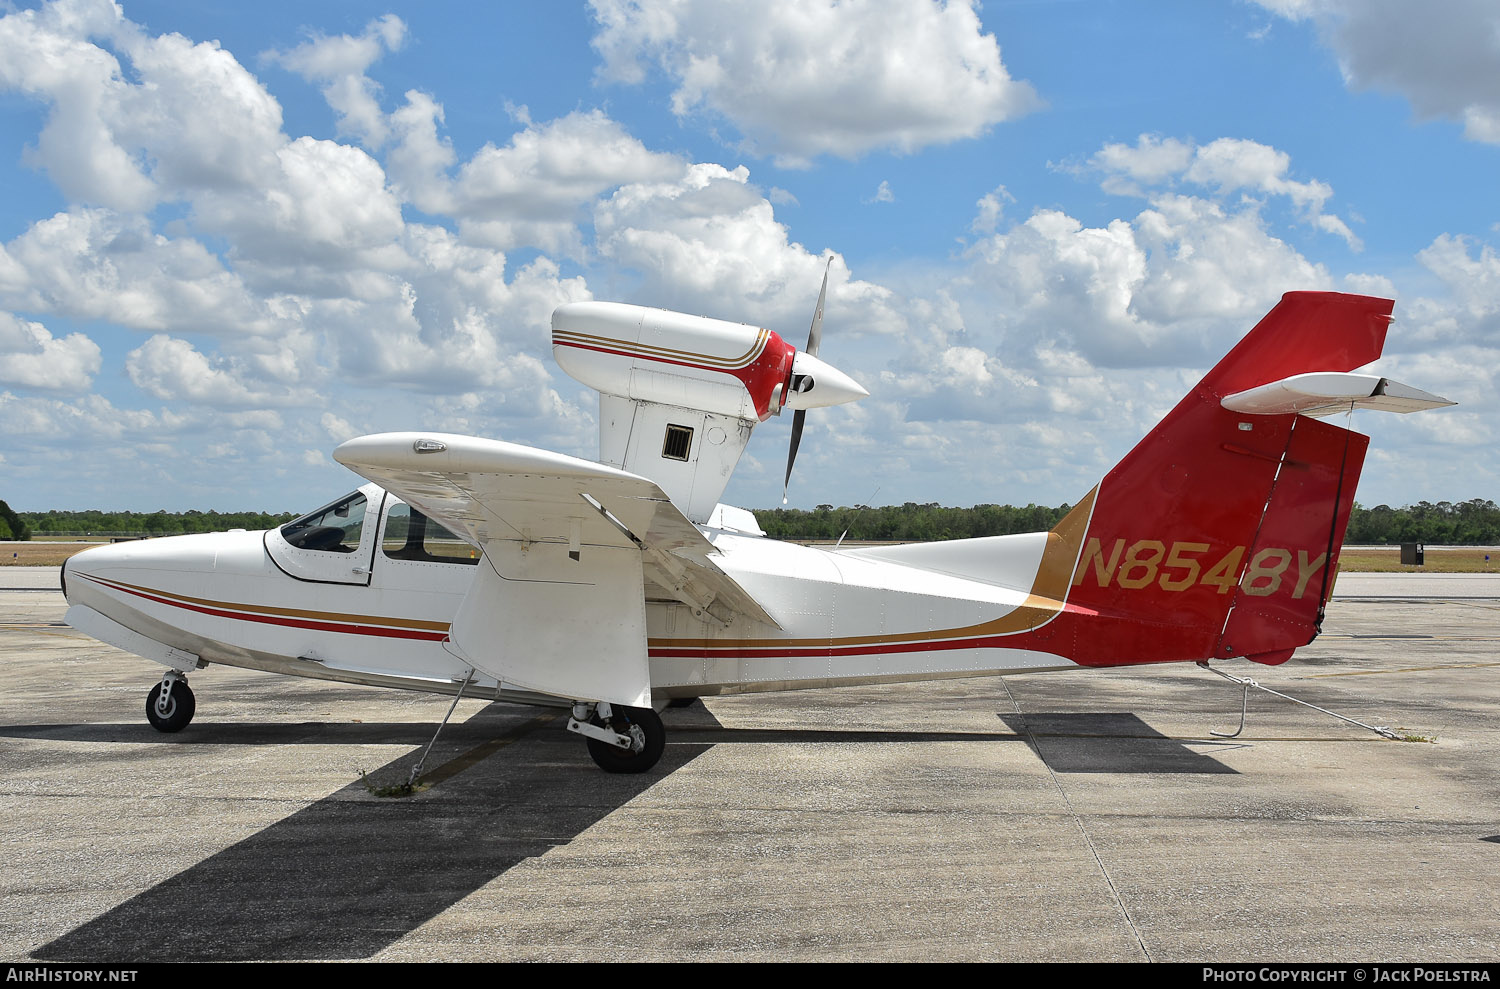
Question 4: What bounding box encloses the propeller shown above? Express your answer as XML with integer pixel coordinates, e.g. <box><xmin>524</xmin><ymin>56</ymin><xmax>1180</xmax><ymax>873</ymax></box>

<box><xmin>783</xmin><ymin>258</ymin><xmax>831</xmax><ymax>504</ymax></box>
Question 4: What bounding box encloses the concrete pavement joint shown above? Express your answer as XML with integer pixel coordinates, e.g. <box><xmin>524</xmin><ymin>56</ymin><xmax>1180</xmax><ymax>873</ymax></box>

<box><xmin>1001</xmin><ymin>678</ymin><xmax>1153</xmax><ymax>962</ymax></box>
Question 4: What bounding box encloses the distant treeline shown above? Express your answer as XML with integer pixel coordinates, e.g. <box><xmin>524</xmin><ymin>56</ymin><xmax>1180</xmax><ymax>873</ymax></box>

<box><xmin>754</xmin><ymin>498</ymin><xmax>1500</xmax><ymax>544</ymax></box>
<box><xmin>1344</xmin><ymin>500</ymin><xmax>1500</xmax><ymax>545</ymax></box>
<box><xmin>0</xmin><ymin>501</ymin><xmax>30</xmax><ymax>541</ymax></box>
<box><xmin>7</xmin><ymin>498</ymin><xmax>1498</xmax><ymax>544</ymax></box>
<box><xmin>16</xmin><ymin>509</ymin><xmax>297</xmax><ymax>537</ymax></box>
<box><xmin>754</xmin><ymin>502</ymin><xmax>1073</xmax><ymax>542</ymax></box>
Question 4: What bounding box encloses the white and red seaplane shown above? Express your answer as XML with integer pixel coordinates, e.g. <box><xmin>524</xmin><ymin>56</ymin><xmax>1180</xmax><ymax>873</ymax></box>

<box><xmin>61</xmin><ymin>279</ymin><xmax>1453</xmax><ymax>772</ymax></box>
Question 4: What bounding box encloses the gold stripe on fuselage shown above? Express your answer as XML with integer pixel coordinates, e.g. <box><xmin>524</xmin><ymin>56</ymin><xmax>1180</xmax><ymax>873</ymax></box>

<box><xmin>83</xmin><ymin>573</ymin><xmax>451</xmax><ymax>633</ymax></box>
<box><xmin>647</xmin><ymin>486</ymin><xmax>1098</xmax><ymax>651</ymax></box>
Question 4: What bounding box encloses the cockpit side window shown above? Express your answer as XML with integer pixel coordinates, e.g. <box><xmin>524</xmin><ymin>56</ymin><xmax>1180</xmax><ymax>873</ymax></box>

<box><xmin>280</xmin><ymin>492</ymin><xmax>368</xmax><ymax>553</ymax></box>
<box><xmin>383</xmin><ymin>503</ymin><xmax>480</xmax><ymax>565</ymax></box>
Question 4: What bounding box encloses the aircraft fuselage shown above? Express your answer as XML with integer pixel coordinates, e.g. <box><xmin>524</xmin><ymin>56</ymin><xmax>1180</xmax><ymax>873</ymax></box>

<box><xmin>62</xmin><ymin>483</ymin><xmax>1083</xmax><ymax>708</ymax></box>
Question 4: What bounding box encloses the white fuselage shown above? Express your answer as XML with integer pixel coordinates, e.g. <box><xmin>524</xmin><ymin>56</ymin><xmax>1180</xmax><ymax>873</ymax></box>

<box><xmin>62</xmin><ymin>484</ymin><xmax>1081</xmax><ymax>707</ymax></box>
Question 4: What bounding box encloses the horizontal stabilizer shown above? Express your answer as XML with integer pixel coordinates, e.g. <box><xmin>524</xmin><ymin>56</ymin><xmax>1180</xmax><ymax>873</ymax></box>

<box><xmin>1221</xmin><ymin>372</ymin><xmax>1455</xmax><ymax>417</ymax></box>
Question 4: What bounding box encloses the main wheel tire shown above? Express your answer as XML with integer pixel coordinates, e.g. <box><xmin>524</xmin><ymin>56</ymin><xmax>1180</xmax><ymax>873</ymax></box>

<box><xmin>586</xmin><ymin>705</ymin><xmax>665</xmax><ymax>774</ymax></box>
<box><xmin>146</xmin><ymin>681</ymin><xmax>196</xmax><ymax>733</ymax></box>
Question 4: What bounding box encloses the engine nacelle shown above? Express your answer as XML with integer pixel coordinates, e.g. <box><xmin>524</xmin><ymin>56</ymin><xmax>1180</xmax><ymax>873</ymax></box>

<box><xmin>552</xmin><ymin>302</ymin><xmax>797</xmax><ymax>422</ymax></box>
<box><xmin>551</xmin><ymin>299</ymin><xmax>868</xmax><ymax>524</ymax></box>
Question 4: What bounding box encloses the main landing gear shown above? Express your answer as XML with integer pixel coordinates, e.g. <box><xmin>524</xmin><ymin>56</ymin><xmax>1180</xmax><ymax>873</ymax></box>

<box><xmin>566</xmin><ymin>701</ymin><xmax>665</xmax><ymax>773</ymax></box>
<box><xmin>146</xmin><ymin>671</ymin><xmax>195</xmax><ymax>733</ymax></box>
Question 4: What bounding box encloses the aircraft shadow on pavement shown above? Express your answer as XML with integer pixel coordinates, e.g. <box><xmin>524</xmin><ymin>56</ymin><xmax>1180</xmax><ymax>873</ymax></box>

<box><xmin>995</xmin><ymin>712</ymin><xmax>1240</xmax><ymax>774</ymax></box>
<box><xmin>666</xmin><ymin>726</ymin><xmax>1027</xmax><ymax>745</ymax></box>
<box><xmin>33</xmin><ymin>706</ymin><xmax>1229</xmax><ymax>961</ymax></box>
<box><xmin>35</xmin><ymin>703</ymin><xmax>713</xmax><ymax>963</ymax></box>
<box><xmin>0</xmin><ymin>721</ymin><xmax>506</xmax><ymax>746</ymax></box>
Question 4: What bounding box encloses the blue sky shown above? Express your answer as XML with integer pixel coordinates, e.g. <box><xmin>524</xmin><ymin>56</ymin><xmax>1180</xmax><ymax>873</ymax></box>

<box><xmin>0</xmin><ymin>0</ymin><xmax>1495</xmax><ymax>514</ymax></box>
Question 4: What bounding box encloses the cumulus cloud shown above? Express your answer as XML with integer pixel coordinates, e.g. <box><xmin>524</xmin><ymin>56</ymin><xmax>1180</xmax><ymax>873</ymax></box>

<box><xmin>0</xmin><ymin>312</ymin><xmax>101</xmax><ymax>390</ymax></box>
<box><xmin>0</xmin><ymin>0</ymin><xmax>157</xmax><ymax>211</ymax></box>
<box><xmin>0</xmin><ymin>2</ymin><xmax>1483</xmax><ymax>516</ymax></box>
<box><xmin>878</xmin><ymin>339</ymin><xmax>1045</xmax><ymax>423</ymax></box>
<box><xmin>0</xmin><ymin>389</ymin><xmax>173</xmax><ymax>442</ymax></box>
<box><xmin>1418</xmin><ymin>234</ymin><xmax>1500</xmax><ymax>317</ymax></box>
<box><xmin>449</xmin><ymin>110</ymin><xmax>685</xmax><ymax>254</ymax></box>
<box><xmin>1399</xmin><ymin>234</ymin><xmax>1500</xmax><ymax>348</ymax></box>
<box><xmin>804</xmin><ymin>175</ymin><xmax>1352</xmax><ymax>507</ymax></box>
<box><xmin>589</xmin><ymin>0</ymin><xmax>1040</xmax><ymax>165</ymax></box>
<box><xmin>1184</xmin><ymin>138</ymin><xmax>1332</xmax><ymax>212</ymax></box>
<box><xmin>320</xmin><ymin>412</ymin><xmax>358</xmax><ymax>443</ymax></box>
<box><xmin>386</xmin><ymin>102</ymin><xmax>690</xmax><ymax>257</ymax></box>
<box><xmin>1251</xmin><ymin>0</ymin><xmax>1500</xmax><ymax>145</ymax></box>
<box><xmin>967</xmin><ymin>194</ymin><xmax>1330</xmax><ymax>367</ymax></box>
<box><xmin>125</xmin><ymin>334</ymin><xmax>311</xmax><ymax>407</ymax></box>
<box><xmin>381</xmin><ymin>88</ymin><xmax>452</xmax><ymax>203</ymax></box>
<box><xmin>389</xmin><ymin>92</ymin><xmax>694</xmax><ymax>255</ymax></box>
<box><xmin>1085</xmin><ymin>134</ymin><xmax>1361</xmax><ymax>249</ymax></box>
<box><xmin>0</xmin><ymin>385</ymin><xmax>332</xmax><ymax>507</ymax></box>
<box><xmin>0</xmin><ymin>2</ymin><xmax>628</xmax><ymax>410</ymax></box>
<box><xmin>0</xmin><ymin>209</ymin><xmax>292</xmax><ymax>336</ymax></box>
<box><xmin>971</xmin><ymin>185</ymin><xmax>1014</xmax><ymax>234</ymax></box>
<box><xmin>1087</xmin><ymin>135</ymin><xmax>1195</xmax><ymax>196</ymax></box>
<box><xmin>195</xmin><ymin>136</ymin><xmax>407</xmax><ymax>286</ymax></box>
<box><xmin>264</xmin><ymin>15</ymin><xmax>406</xmax><ymax>146</ymax></box>
<box><xmin>594</xmin><ymin>162</ymin><xmax>907</xmax><ymax>337</ymax></box>
<box><xmin>289</xmin><ymin>240</ymin><xmax>594</xmax><ymax>410</ymax></box>
<box><xmin>0</xmin><ymin>0</ymin><xmax>285</xmax><ymax>210</ymax></box>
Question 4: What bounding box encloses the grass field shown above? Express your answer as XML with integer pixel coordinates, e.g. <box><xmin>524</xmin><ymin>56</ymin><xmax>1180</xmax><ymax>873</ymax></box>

<box><xmin>1</xmin><ymin>542</ymin><xmax>106</xmax><ymax>566</ymax></box>
<box><xmin>1337</xmin><ymin>547</ymin><xmax>1497</xmax><ymax>573</ymax></box>
<box><xmin>5</xmin><ymin>540</ymin><xmax>1496</xmax><ymax>572</ymax></box>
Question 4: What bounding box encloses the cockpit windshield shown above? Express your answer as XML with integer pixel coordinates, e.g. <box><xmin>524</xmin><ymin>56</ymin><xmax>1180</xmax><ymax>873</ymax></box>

<box><xmin>280</xmin><ymin>491</ymin><xmax>367</xmax><ymax>553</ymax></box>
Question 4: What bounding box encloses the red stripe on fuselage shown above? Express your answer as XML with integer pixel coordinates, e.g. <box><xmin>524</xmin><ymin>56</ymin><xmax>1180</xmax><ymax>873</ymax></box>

<box><xmin>647</xmin><ymin>633</ymin><xmax>1069</xmax><ymax>662</ymax></box>
<box><xmin>77</xmin><ymin>573</ymin><xmax>450</xmax><ymax>642</ymax></box>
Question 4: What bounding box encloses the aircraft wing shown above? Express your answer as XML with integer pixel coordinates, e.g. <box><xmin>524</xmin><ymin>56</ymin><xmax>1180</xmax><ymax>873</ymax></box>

<box><xmin>332</xmin><ymin>432</ymin><xmax>776</xmax><ymax>707</ymax></box>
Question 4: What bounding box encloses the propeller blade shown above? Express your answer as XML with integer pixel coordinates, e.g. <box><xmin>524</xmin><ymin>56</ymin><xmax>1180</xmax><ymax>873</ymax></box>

<box><xmin>785</xmin><ymin>257</ymin><xmax>832</xmax><ymax>502</ymax></box>
<box><xmin>806</xmin><ymin>257</ymin><xmax>831</xmax><ymax>357</ymax></box>
<box><xmin>782</xmin><ymin>409</ymin><xmax>807</xmax><ymax>504</ymax></box>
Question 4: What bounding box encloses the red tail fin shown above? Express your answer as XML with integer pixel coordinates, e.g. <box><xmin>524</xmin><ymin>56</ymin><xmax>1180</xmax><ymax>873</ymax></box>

<box><xmin>1045</xmin><ymin>292</ymin><xmax>1389</xmax><ymax>668</ymax></box>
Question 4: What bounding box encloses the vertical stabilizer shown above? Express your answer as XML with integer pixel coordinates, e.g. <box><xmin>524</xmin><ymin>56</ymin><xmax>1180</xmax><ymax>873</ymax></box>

<box><xmin>1043</xmin><ymin>293</ymin><xmax>1394</xmax><ymax>667</ymax></box>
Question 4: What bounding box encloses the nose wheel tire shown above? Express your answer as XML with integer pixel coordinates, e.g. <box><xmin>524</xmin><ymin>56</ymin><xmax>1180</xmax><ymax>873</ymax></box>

<box><xmin>146</xmin><ymin>680</ymin><xmax>196</xmax><ymax>733</ymax></box>
<box><xmin>586</xmin><ymin>705</ymin><xmax>665</xmax><ymax>774</ymax></box>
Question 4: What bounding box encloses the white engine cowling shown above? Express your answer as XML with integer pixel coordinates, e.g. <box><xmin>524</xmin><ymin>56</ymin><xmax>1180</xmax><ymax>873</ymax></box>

<box><xmin>550</xmin><ymin>299</ymin><xmax>867</xmax><ymax>524</ymax></box>
<box><xmin>552</xmin><ymin>301</ymin><xmax>797</xmax><ymax>422</ymax></box>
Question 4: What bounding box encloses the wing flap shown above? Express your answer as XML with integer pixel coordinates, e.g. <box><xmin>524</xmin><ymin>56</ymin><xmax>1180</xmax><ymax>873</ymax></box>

<box><xmin>448</xmin><ymin>540</ymin><xmax>651</xmax><ymax>707</ymax></box>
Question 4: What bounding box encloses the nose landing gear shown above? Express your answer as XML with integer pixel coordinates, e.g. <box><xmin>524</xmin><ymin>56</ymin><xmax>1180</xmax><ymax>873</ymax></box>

<box><xmin>146</xmin><ymin>672</ymin><xmax>196</xmax><ymax>733</ymax></box>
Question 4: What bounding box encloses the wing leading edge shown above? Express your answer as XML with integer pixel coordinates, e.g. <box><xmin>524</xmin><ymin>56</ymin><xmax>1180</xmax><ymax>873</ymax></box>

<box><xmin>333</xmin><ymin>432</ymin><xmax>776</xmax><ymax>707</ymax></box>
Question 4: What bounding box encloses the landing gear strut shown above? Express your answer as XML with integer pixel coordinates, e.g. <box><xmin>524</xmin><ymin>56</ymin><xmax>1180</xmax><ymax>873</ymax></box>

<box><xmin>567</xmin><ymin>702</ymin><xmax>665</xmax><ymax>773</ymax></box>
<box><xmin>146</xmin><ymin>672</ymin><xmax>195</xmax><ymax>733</ymax></box>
